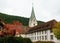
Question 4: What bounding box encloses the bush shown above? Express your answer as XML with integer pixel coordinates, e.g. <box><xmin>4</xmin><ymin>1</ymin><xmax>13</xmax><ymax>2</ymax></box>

<box><xmin>0</xmin><ymin>36</ymin><xmax>32</xmax><ymax>43</ymax></box>
<box><xmin>15</xmin><ymin>36</ymin><xmax>23</xmax><ymax>43</ymax></box>
<box><xmin>0</xmin><ymin>37</ymin><xmax>4</xmax><ymax>43</ymax></box>
<box><xmin>23</xmin><ymin>38</ymin><xmax>32</xmax><ymax>43</ymax></box>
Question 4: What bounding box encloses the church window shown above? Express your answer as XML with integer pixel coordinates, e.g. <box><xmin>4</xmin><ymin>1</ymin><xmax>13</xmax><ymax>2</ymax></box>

<box><xmin>42</xmin><ymin>31</ymin><xmax>44</xmax><ymax>34</ymax></box>
<box><xmin>42</xmin><ymin>36</ymin><xmax>44</xmax><ymax>40</ymax></box>
<box><xmin>35</xmin><ymin>37</ymin><xmax>36</xmax><ymax>40</ymax></box>
<box><xmin>45</xmin><ymin>35</ymin><xmax>47</xmax><ymax>40</ymax></box>
<box><xmin>37</xmin><ymin>36</ymin><xmax>39</xmax><ymax>40</ymax></box>
<box><xmin>40</xmin><ymin>36</ymin><xmax>41</xmax><ymax>40</ymax></box>
<box><xmin>50</xmin><ymin>35</ymin><xmax>53</xmax><ymax>40</ymax></box>
<box><xmin>39</xmin><ymin>32</ymin><xmax>40</xmax><ymax>35</ymax></box>
<box><xmin>45</xmin><ymin>30</ymin><xmax>47</xmax><ymax>34</ymax></box>
<box><xmin>50</xmin><ymin>29</ymin><xmax>53</xmax><ymax>33</ymax></box>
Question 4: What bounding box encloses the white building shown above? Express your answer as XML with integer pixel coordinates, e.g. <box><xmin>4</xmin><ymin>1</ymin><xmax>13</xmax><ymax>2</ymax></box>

<box><xmin>25</xmin><ymin>20</ymin><xmax>60</xmax><ymax>43</ymax></box>
<box><xmin>15</xmin><ymin>6</ymin><xmax>60</xmax><ymax>43</ymax></box>
<box><xmin>23</xmin><ymin>7</ymin><xmax>60</xmax><ymax>43</ymax></box>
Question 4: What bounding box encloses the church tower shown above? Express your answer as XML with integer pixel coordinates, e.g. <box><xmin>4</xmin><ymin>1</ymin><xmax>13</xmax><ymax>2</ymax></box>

<box><xmin>29</xmin><ymin>6</ymin><xmax>38</xmax><ymax>27</ymax></box>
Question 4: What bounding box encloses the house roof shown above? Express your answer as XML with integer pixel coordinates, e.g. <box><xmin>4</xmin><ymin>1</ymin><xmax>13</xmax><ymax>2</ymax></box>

<box><xmin>26</xmin><ymin>20</ymin><xmax>57</xmax><ymax>34</ymax></box>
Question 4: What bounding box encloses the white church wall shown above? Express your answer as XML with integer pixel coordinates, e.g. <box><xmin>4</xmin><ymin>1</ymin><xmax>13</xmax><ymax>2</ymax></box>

<box><xmin>24</xmin><ymin>29</ymin><xmax>60</xmax><ymax>42</ymax></box>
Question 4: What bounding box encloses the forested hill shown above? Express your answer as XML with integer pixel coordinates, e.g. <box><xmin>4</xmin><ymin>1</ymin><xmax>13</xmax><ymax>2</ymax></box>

<box><xmin>0</xmin><ymin>13</ymin><xmax>44</xmax><ymax>26</ymax></box>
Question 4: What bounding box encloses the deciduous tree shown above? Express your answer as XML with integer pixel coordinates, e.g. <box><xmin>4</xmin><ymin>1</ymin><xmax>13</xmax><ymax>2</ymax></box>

<box><xmin>53</xmin><ymin>22</ymin><xmax>60</xmax><ymax>39</ymax></box>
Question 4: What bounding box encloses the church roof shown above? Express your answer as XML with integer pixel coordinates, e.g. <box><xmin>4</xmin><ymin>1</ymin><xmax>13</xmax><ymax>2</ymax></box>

<box><xmin>29</xmin><ymin>7</ymin><xmax>36</xmax><ymax>21</ymax></box>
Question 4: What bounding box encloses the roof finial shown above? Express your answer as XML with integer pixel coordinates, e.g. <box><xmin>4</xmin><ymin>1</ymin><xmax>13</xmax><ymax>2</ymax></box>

<box><xmin>32</xmin><ymin>0</ymin><xmax>34</xmax><ymax>7</ymax></box>
<box><xmin>32</xmin><ymin>2</ymin><xmax>33</xmax><ymax>7</ymax></box>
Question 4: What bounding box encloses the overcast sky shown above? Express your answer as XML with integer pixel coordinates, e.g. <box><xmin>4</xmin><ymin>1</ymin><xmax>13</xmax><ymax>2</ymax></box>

<box><xmin>0</xmin><ymin>0</ymin><xmax>60</xmax><ymax>22</ymax></box>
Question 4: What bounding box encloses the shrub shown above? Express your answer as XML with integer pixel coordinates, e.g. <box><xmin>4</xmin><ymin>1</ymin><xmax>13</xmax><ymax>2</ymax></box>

<box><xmin>23</xmin><ymin>38</ymin><xmax>32</xmax><ymax>43</ymax></box>
<box><xmin>15</xmin><ymin>36</ymin><xmax>23</xmax><ymax>43</ymax></box>
<box><xmin>0</xmin><ymin>36</ymin><xmax>32</xmax><ymax>43</ymax></box>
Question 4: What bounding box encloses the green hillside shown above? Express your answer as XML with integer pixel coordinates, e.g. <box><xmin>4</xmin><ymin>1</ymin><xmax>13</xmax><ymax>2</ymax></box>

<box><xmin>0</xmin><ymin>13</ymin><xmax>44</xmax><ymax>26</ymax></box>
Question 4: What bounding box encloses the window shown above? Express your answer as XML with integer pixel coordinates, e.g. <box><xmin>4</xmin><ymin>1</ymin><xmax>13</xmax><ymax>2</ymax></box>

<box><xmin>35</xmin><ymin>33</ymin><xmax>36</xmax><ymax>35</ymax></box>
<box><xmin>40</xmin><ymin>36</ymin><xmax>41</xmax><ymax>40</ymax></box>
<box><xmin>50</xmin><ymin>29</ymin><xmax>53</xmax><ymax>33</ymax></box>
<box><xmin>37</xmin><ymin>36</ymin><xmax>39</xmax><ymax>40</ymax></box>
<box><xmin>45</xmin><ymin>30</ymin><xmax>47</xmax><ymax>34</ymax></box>
<box><xmin>42</xmin><ymin>36</ymin><xmax>44</xmax><ymax>40</ymax></box>
<box><xmin>37</xmin><ymin>32</ymin><xmax>38</xmax><ymax>35</ymax></box>
<box><xmin>45</xmin><ymin>35</ymin><xmax>47</xmax><ymax>40</ymax></box>
<box><xmin>39</xmin><ymin>32</ymin><xmax>41</xmax><ymax>34</ymax></box>
<box><xmin>42</xmin><ymin>31</ymin><xmax>44</xmax><ymax>34</ymax></box>
<box><xmin>41</xmin><ymin>31</ymin><xmax>42</xmax><ymax>34</ymax></box>
<box><xmin>50</xmin><ymin>35</ymin><xmax>53</xmax><ymax>40</ymax></box>
<box><xmin>35</xmin><ymin>37</ymin><xmax>36</xmax><ymax>40</ymax></box>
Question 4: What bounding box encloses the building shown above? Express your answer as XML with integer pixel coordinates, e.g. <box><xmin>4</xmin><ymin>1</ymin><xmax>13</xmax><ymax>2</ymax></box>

<box><xmin>23</xmin><ymin>7</ymin><xmax>60</xmax><ymax>43</ymax></box>
<box><xmin>25</xmin><ymin>20</ymin><xmax>59</xmax><ymax>42</ymax></box>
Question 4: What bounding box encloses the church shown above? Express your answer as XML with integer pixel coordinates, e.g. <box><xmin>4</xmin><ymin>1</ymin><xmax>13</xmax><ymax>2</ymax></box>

<box><xmin>20</xmin><ymin>7</ymin><xmax>60</xmax><ymax>43</ymax></box>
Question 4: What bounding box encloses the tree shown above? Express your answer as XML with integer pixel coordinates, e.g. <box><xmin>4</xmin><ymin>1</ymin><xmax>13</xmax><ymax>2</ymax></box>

<box><xmin>53</xmin><ymin>22</ymin><xmax>60</xmax><ymax>39</ymax></box>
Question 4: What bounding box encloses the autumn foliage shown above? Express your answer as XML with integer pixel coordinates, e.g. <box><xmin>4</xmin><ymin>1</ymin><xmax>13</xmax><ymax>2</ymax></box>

<box><xmin>0</xmin><ymin>21</ymin><xmax>24</xmax><ymax>37</ymax></box>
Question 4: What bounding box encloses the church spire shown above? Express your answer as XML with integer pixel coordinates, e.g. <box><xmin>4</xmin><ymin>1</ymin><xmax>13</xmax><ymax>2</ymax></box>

<box><xmin>30</xmin><ymin>6</ymin><xmax>36</xmax><ymax>21</ymax></box>
<box><xmin>29</xmin><ymin>3</ymin><xmax>38</xmax><ymax>27</ymax></box>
